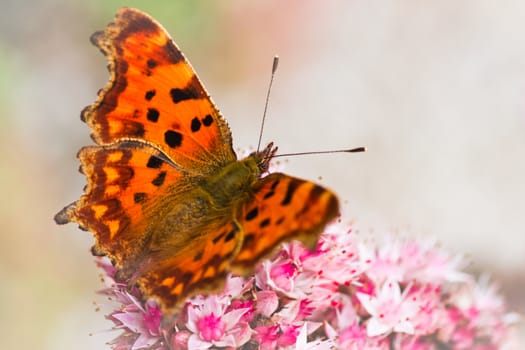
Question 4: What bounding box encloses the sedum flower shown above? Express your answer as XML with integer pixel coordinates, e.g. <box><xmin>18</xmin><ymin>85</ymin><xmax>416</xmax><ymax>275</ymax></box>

<box><xmin>95</xmin><ymin>226</ymin><xmax>520</xmax><ymax>349</ymax></box>
<box><xmin>357</xmin><ymin>279</ymin><xmax>416</xmax><ymax>337</ymax></box>
<box><xmin>186</xmin><ymin>295</ymin><xmax>252</xmax><ymax>349</ymax></box>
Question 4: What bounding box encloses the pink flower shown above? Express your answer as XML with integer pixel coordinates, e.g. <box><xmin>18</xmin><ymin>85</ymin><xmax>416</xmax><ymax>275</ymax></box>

<box><xmin>307</xmin><ymin>228</ymin><xmax>363</xmax><ymax>285</ymax></box>
<box><xmin>404</xmin><ymin>283</ymin><xmax>446</xmax><ymax>335</ymax></box>
<box><xmin>96</xmin><ymin>260</ymin><xmax>163</xmax><ymax>349</ymax></box>
<box><xmin>361</xmin><ymin>235</ymin><xmax>469</xmax><ymax>286</ymax></box>
<box><xmin>276</xmin><ymin>324</ymin><xmax>300</xmax><ymax>347</ymax></box>
<box><xmin>94</xmin><ymin>224</ymin><xmax>520</xmax><ymax>349</ymax></box>
<box><xmin>357</xmin><ymin>279</ymin><xmax>416</xmax><ymax>336</ymax></box>
<box><xmin>253</xmin><ymin>323</ymin><xmax>302</xmax><ymax>350</ymax></box>
<box><xmin>186</xmin><ymin>295</ymin><xmax>251</xmax><ymax>349</ymax></box>
<box><xmin>255</xmin><ymin>246</ymin><xmax>317</xmax><ymax>299</ymax></box>
<box><xmin>253</xmin><ymin>325</ymin><xmax>279</xmax><ymax>350</ymax></box>
<box><xmin>108</xmin><ymin>299</ymin><xmax>163</xmax><ymax>349</ymax></box>
<box><xmin>438</xmin><ymin>275</ymin><xmax>520</xmax><ymax>348</ymax></box>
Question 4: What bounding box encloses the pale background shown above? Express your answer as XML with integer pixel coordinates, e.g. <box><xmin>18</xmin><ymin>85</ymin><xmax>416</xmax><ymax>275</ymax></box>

<box><xmin>0</xmin><ymin>0</ymin><xmax>523</xmax><ymax>348</ymax></box>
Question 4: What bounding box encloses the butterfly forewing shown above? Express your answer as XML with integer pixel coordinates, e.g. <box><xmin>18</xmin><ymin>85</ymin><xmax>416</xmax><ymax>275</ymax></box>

<box><xmin>83</xmin><ymin>7</ymin><xmax>236</xmax><ymax>171</ymax></box>
<box><xmin>232</xmin><ymin>173</ymin><xmax>339</xmax><ymax>270</ymax></box>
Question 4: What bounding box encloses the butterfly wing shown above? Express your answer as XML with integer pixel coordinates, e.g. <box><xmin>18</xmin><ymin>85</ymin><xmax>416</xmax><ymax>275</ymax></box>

<box><xmin>137</xmin><ymin>220</ymin><xmax>242</xmax><ymax>311</ymax></box>
<box><xmin>55</xmin><ymin>145</ymin><xmax>188</xmax><ymax>271</ymax></box>
<box><xmin>231</xmin><ymin>173</ymin><xmax>339</xmax><ymax>270</ymax></box>
<box><xmin>83</xmin><ymin>7</ymin><xmax>236</xmax><ymax>170</ymax></box>
<box><xmin>56</xmin><ymin>7</ymin><xmax>236</xmax><ymax>275</ymax></box>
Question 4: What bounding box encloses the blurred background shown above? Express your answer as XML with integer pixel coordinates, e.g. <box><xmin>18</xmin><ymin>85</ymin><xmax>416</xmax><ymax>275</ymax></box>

<box><xmin>0</xmin><ymin>0</ymin><xmax>523</xmax><ymax>348</ymax></box>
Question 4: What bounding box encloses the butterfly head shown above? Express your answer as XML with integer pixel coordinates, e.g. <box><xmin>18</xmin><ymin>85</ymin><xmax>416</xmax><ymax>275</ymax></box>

<box><xmin>249</xmin><ymin>142</ymin><xmax>278</xmax><ymax>174</ymax></box>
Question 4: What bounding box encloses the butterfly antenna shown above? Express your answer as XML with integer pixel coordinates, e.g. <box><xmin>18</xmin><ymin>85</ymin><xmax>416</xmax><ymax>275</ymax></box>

<box><xmin>257</xmin><ymin>55</ymin><xmax>279</xmax><ymax>153</ymax></box>
<box><xmin>274</xmin><ymin>146</ymin><xmax>367</xmax><ymax>158</ymax></box>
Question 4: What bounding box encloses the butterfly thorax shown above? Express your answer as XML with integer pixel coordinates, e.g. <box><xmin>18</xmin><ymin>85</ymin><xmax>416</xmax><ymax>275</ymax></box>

<box><xmin>203</xmin><ymin>143</ymin><xmax>277</xmax><ymax>208</ymax></box>
<box><xmin>203</xmin><ymin>158</ymin><xmax>258</xmax><ymax>208</ymax></box>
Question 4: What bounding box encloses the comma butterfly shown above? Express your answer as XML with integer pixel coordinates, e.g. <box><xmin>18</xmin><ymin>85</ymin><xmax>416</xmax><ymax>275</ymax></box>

<box><xmin>55</xmin><ymin>7</ymin><xmax>339</xmax><ymax>314</ymax></box>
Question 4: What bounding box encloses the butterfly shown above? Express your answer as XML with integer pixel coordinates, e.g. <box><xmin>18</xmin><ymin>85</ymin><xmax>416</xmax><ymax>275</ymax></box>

<box><xmin>55</xmin><ymin>7</ymin><xmax>339</xmax><ymax>314</ymax></box>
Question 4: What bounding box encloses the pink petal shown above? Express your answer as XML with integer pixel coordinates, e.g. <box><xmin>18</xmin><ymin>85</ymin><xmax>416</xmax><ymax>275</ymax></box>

<box><xmin>394</xmin><ymin>320</ymin><xmax>415</xmax><ymax>335</ymax></box>
<box><xmin>228</xmin><ymin>322</ymin><xmax>253</xmax><ymax>347</ymax></box>
<box><xmin>112</xmin><ymin>312</ymin><xmax>144</xmax><ymax>333</ymax></box>
<box><xmin>256</xmin><ymin>290</ymin><xmax>279</xmax><ymax>317</ymax></box>
<box><xmin>132</xmin><ymin>333</ymin><xmax>158</xmax><ymax>350</ymax></box>
<box><xmin>222</xmin><ymin>308</ymin><xmax>250</xmax><ymax>330</ymax></box>
<box><xmin>366</xmin><ymin>317</ymin><xmax>391</xmax><ymax>337</ymax></box>
<box><xmin>223</xmin><ymin>275</ymin><xmax>253</xmax><ymax>298</ymax></box>
<box><xmin>356</xmin><ymin>292</ymin><xmax>378</xmax><ymax>316</ymax></box>
<box><xmin>211</xmin><ymin>334</ymin><xmax>236</xmax><ymax>348</ymax></box>
<box><xmin>187</xmin><ymin>334</ymin><xmax>212</xmax><ymax>350</ymax></box>
<box><xmin>186</xmin><ymin>306</ymin><xmax>199</xmax><ymax>333</ymax></box>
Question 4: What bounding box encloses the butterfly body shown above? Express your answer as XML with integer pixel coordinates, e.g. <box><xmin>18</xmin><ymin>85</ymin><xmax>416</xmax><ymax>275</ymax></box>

<box><xmin>201</xmin><ymin>149</ymin><xmax>264</xmax><ymax>207</ymax></box>
<box><xmin>55</xmin><ymin>7</ymin><xmax>339</xmax><ymax>313</ymax></box>
<box><xmin>132</xmin><ymin>144</ymin><xmax>276</xmax><ymax>272</ymax></box>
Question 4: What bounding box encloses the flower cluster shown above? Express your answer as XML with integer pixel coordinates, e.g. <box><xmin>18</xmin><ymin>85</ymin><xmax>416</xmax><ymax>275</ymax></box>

<box><xmin>97</xmin><ymin>225</ymin><xmax>519</xmax><ymax>349</ymax></box>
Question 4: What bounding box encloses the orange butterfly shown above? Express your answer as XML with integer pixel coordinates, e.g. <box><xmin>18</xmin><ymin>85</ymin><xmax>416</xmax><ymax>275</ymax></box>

<box><xmin>55</xmin><ymin>7</ymin><xmax>338</xmax><ymax>314</ymax></box>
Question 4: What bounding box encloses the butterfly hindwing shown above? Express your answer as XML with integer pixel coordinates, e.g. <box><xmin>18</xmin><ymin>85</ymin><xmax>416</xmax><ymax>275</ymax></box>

<box><xmin>231</xmin><ymin>173</ymin><xmax>339</xmax><ymax>270</ymax></box>
<box><xmin>83</xmin><ymin>7</ymin><xmax>236</xmax><ymax>171</ymax></box>
<box><xmin>138</xmin><ymin>220</ymin><xmax>242</xmax><ymax>311</ymax></box>
<box><xmin>55</xmin><ymin>144</ymin><xmax>185</xmax><ymax>271</ymax></box>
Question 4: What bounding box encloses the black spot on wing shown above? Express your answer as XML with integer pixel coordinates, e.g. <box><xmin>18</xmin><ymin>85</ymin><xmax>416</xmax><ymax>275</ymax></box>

<box><xmin>193</xmin><ymin>250</ymin><xmax>203</xmax><ymax>262</ymax></box>
<box><xmin>147</xmin><ymin>59</ymin><xmax>157</xmax><ymax>69</ymax></box>
<box><xmin>145</xmin><ymin>90</ymin><xmax>156</xmax><ymax>101</ymax></box>
<box><xmin>134</xmin><ymin>192</ymin><xmax>146</xmax><ymax>203</ymax></box>
<box><xmin>263</xmin><ymin>191</ymin><xmax>275</xmax><ymax>199</ymax></box>
<box><xmin>152</xmin><ymin>171</ymin><xmax>166</xmax><ymax>186</ymax></box>
<box><xmin>262</xmin><ymin>179</ymin><xmax>279</xmax><ymax>199</ymax></box>
<box><xmin>213</xmin><ymin>232</ymin><xmax>225</xmax><ymax>244</ymax></box>
<box><xmin>245</xmin><ymin>207</ymin><xmax>258</xmax><ymax>221</ymax></box>
<box><xmin>308</xmin><ymin>185</ymin><xmax>325</xmax><ymax>202</ymax></box>
<box><xmin>202</xmin><ymin>114</ymin><xmax>213</xmax><ymax>126</ymax></box>
<box><xmin>259</xmin><ymin>218</ymin><xmax>271</xmax><ymax>228</ymax></box>
<box><xmin>170</xmin><ymin>77</ymin><xmax>201</xmax><ymax>104</ymax></box>
<box><xmin>281</xmin><ymin>180</ymin><xmax>300</xmax><ymax>206</ymax></box>
<box><xmin>164</xmin><ymin>130</ymin><xmax>182</xmax><ymax>148</ymax></box>
<box><xmin>146</xmin><ymin>156</ymin><xmax>163</xmax><ymax>169</ymax></box>
<box><xmin>191</xmin><ymin>117</ymin><xmax>201</xmax><ymax>132</ymax></box>
<box><xmin>147</xmin><ymin>108</ymin><xmax>160</xmax><ymax>122</ymax></box>
<box><xmin>225</xmin><ymin>230</ymin><xmax>236</xmax><ymax>242</ymax></box>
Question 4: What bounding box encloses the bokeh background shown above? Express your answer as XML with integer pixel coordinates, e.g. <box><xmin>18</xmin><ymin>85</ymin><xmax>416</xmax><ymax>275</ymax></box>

<box><xmin>1</xmin><ymin>0</ymin><xmax>523</xmax><ymax>348</ymax></box>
